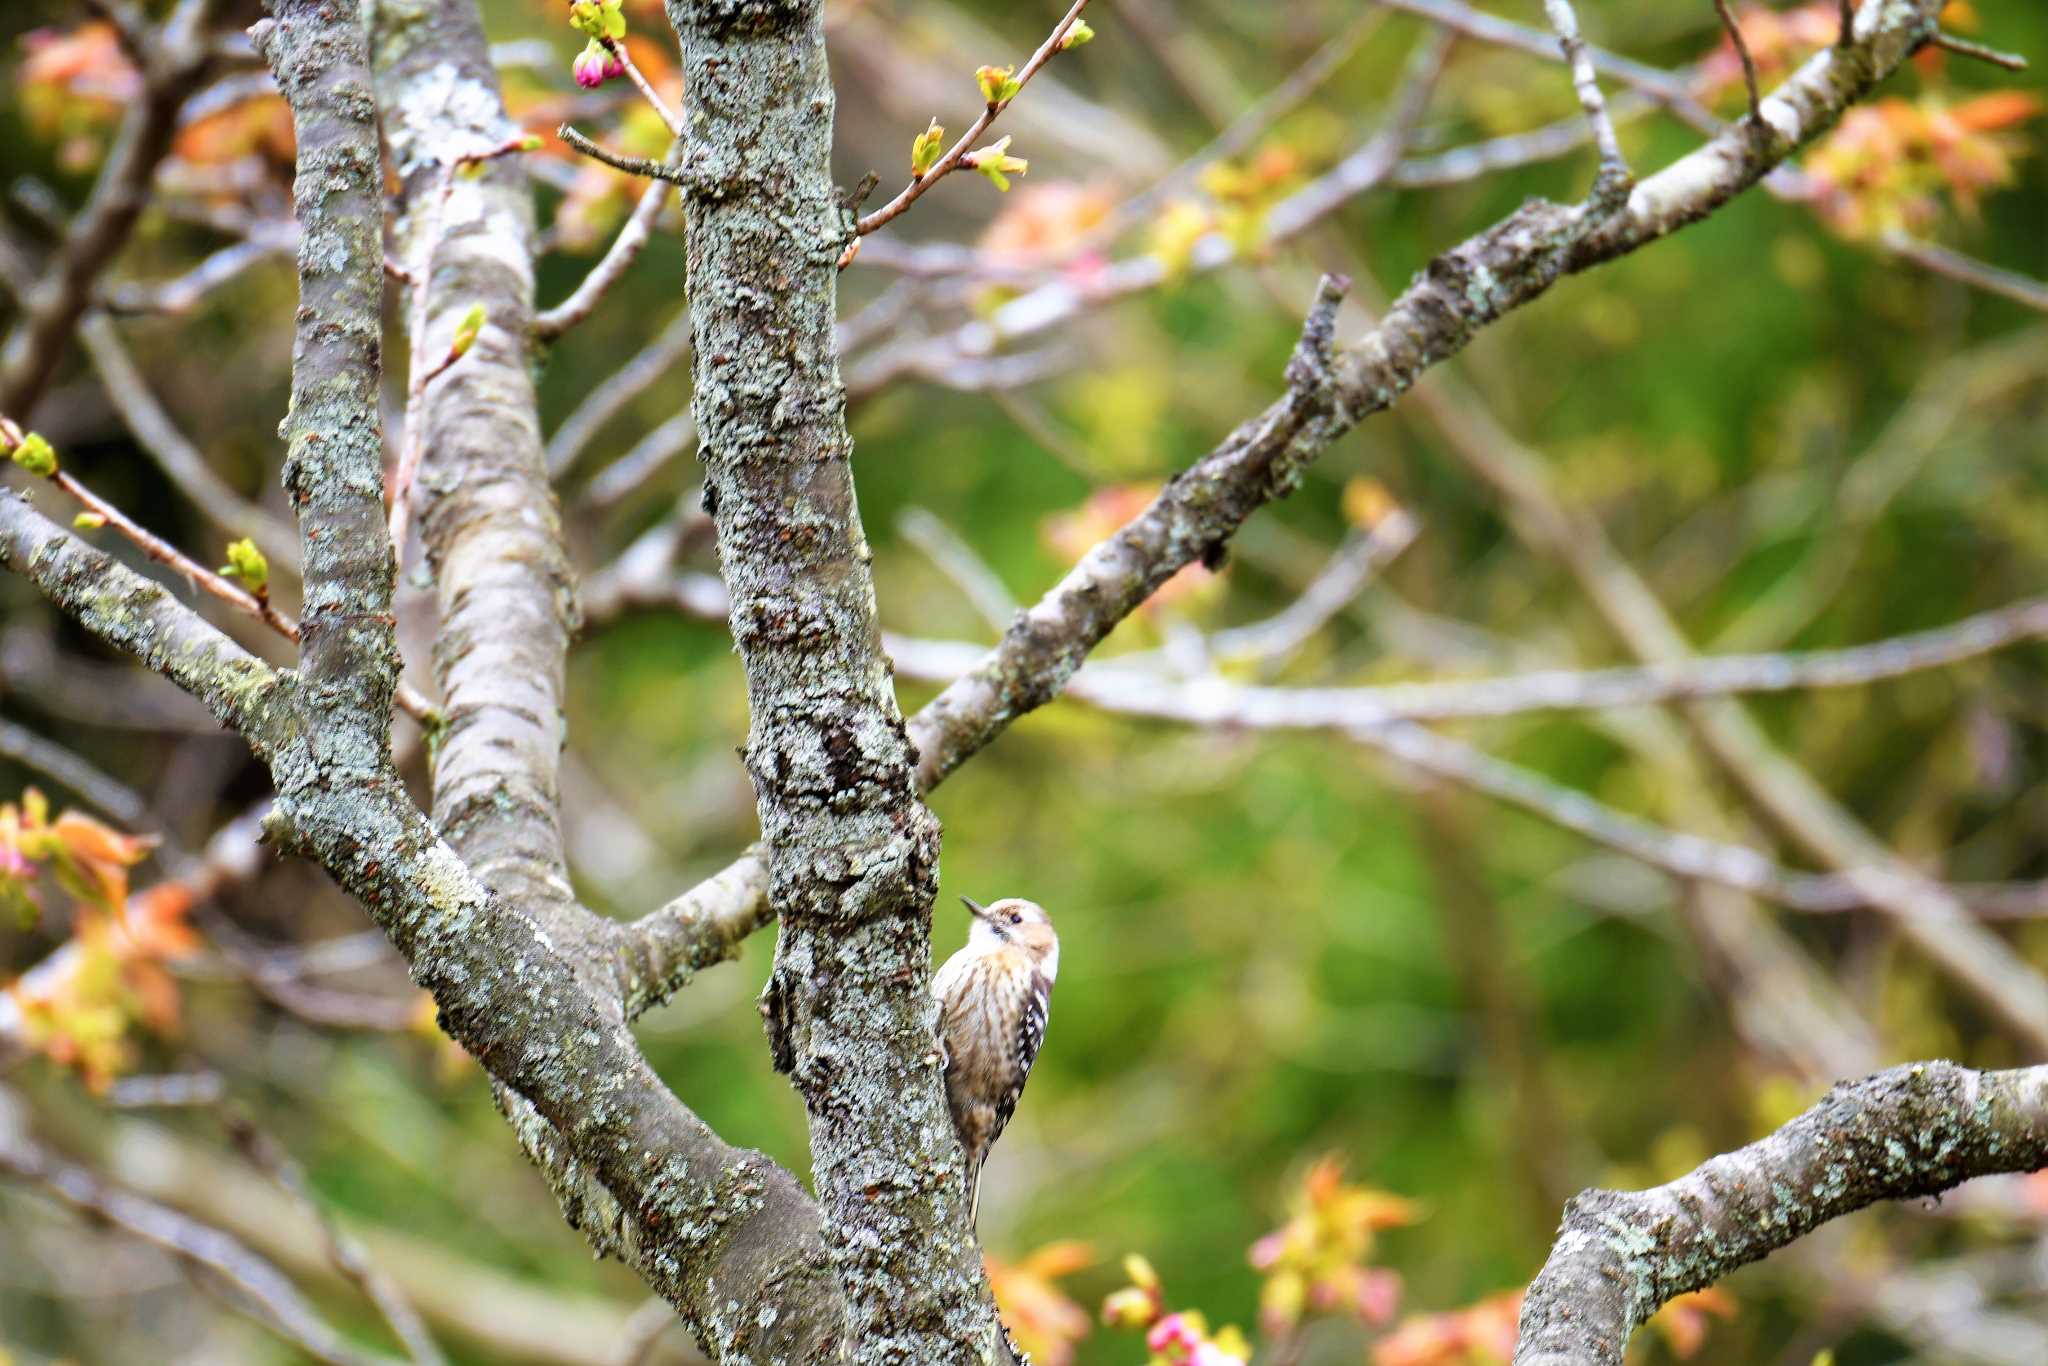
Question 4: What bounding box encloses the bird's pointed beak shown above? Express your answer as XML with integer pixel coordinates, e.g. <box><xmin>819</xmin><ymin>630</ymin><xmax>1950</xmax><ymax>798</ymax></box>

<box><xmin>961</xmin><ymin>896</ymin><xmax>989</xmax><ymax>921</ymax></box>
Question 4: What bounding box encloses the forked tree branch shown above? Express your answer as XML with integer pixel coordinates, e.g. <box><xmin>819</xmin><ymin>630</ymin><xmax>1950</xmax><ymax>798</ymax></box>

<box><xmin>622</xmin><ymin>0</ymin><xmax>1961</xmax><ymax>1016</ymax></box>
<box><xmin>1513</xmin><ymin>1061</ymin><xmax>2048</xmax><ymax>1365</ymax></box>
<box><xmin>664</xmin><ymin>0</ymin><xmax>1001</xmax><ymax>1354</ymax></box>
<box><xmin>0</xmin><ymin>0</ymin><xmax>2020</xmax><ymax>1354</ymax></box>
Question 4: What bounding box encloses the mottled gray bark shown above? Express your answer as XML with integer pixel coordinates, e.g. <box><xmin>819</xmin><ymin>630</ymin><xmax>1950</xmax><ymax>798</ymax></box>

<box><xmin>1514</xmin><ymin>1062</ymin><xmax>2048</xmax><ymax>1365</ymax></box>
<box><xmin>0</xmin><ymin>1</ymin><xmax>2004</xmax><ymax>1361</ymax></box>
<box><xmin>665</xmin><ymin>1</ymin><xmax>1003</xmax><ymax>1359</ymax></box>
<box><xmin>0</xmin><ymin>493</ymin><xmax>293</xmax><ymax>759</ymax></box>
<box><xmin>624</xmin><ymin>0</ymin><xmax>1955</xmax><ymax>1015</ymax></box>
<box><xmin>363</xmin><ymin>6</ymin><xmax>851</xmax><ymax>1358</ymax></box>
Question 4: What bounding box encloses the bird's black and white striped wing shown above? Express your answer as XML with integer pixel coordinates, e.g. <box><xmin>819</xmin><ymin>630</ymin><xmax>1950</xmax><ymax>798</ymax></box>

<box><xmin>991</xmin><ymin>969</ymin><xmax>1052</xmax><ymax>1145</ymax></box>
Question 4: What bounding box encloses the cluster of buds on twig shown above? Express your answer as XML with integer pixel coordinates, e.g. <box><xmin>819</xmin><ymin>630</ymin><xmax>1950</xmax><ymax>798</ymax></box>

<box><xmin>568</xmin><ymin>0</ymin><xmax>628</xmax><ymax>88</ymax></box>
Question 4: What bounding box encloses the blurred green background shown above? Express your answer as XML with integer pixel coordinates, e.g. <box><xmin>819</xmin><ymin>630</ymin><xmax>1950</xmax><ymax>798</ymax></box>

<box><xmin>3</xmin><ymin>1</ymin><xmax>2047</xmax><ymax>1363</ymax></box>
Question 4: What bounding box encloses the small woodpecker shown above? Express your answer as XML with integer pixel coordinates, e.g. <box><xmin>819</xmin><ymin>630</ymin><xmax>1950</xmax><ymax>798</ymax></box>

<box><xmin>932</xmin><ymin>895</ymin><xmax>1059</xmax><ymax>1225</ymax></box>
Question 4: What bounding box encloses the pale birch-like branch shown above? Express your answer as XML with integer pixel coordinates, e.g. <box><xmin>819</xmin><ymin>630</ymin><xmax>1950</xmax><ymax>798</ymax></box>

<box><xmin>546</xmin><ymin>307</ymin><xmax>692</xmax><ymax>476</ymax></box>
<box><xmin>1540</xmin><ymin>0</ymin><xmax>1631</xmax><ymax>193</ymax></box>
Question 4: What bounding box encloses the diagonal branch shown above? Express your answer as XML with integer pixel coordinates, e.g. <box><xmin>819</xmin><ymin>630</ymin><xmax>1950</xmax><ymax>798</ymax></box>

<box><xmin>913</xmin><ymin>0</ymin><xmax>1949</xmax><ymax>789</ymax></box>
<box><xmin>1407</xmin><ymin>366</ymin><xmax>2048</xmax><ymax>1053</ymax></box>
<box><xmin>620</xmin><ymin>0</ymin><xmax>1960</xmax><ymax>1014</ymax></box>
<box><xmin>1513</xmin><ymin>1061</ymin><xmax>2048</xmax><ymax>1365</ymax></box>
<box><xmin>0</xmin><ymin>1127</ymin><xmax>396</xmax><ymax>1366</ymax></box>
<box><xmin>846</xmin><ymin>0</ymin><xmax>1093</xmax><ymax>256</ymax></box>
<box><xmin>533</xmin><ymin>139</ymin><xmax>683</xmax><ymax>340</ymax></box>
<box><xmin>0</xmin><ymin>491</ymin><xmax>293</xmax><ymax>760</ymax></box>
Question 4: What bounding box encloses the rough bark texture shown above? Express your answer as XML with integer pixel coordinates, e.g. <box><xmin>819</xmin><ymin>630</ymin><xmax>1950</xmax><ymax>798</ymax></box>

<box><xmin>913</xmin><ymin>0</ymin><xmax>1943</xmax><ymax>792</ymax></box>
<box><xmin>666</xmin><ymin>0</ymin><xmax>1003</xmax><ymax>1359</ymax></box>
<box><xmin>0</xmin><ymin>493</ymin><xmax>292</xmax><ymax>759</ymax></box>
<box><xmin>0</xmin><ymin>0</ymin><xmax>1998</xmax><ymax>1360</ymax></box>
<box><xmin>363</xmin><ymin>6</ymin><xmax>853</xmax><ymax>1357</ymax></box>
<box><xmin>1513</xmin><ymin>1062</ymin><xmax>2048</xmax><ymax>1365</ymax></box>
<box><xmin>626</xmin><ymin>0</ymin><xmax>1954</xmax><ymax>1015</ymax></box>
<box><xmin>249</xmin><ymin>7</ymin><xmax>845</xmax><ymax>1361</ymax></box>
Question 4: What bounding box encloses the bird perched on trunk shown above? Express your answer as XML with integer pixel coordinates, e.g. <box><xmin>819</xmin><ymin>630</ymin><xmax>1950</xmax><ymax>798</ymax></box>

<box><xmin>932</xmin><ymin>895</ymin><xmax>1059</xmax><ymax>1224</ymax></box>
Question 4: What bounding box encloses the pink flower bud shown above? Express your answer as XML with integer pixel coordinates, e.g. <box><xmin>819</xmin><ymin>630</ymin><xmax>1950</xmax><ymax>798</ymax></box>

<box><xmin>571</xmin><ymin>40</ymin><xmax>608</xmax><ymax>88</ymax></box>
<box><xmin>1354</xmin><ymin>1268</ymin><xmax>1402</xmax><ymax>1326</ymax></box>
<box><xmin>1147</xmin><ymin>1314</ymin><xmax>1201</xmax><ymax>1357</ymax></box>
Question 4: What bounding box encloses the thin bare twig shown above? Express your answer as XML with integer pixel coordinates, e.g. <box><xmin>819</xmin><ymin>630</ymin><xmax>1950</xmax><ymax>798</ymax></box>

<box><xmin>77</xmin><ymin>313</ymin><xmax>301</xmax><ymax>568</ymax></box>
<box><xmin>1931</xmin><ymin>32</ymin><xmax>2029</xmax><ymax>71</ymax></box>
<box><xmin>107</xmin><ymin>1072</ymin><xmax>228</xmax><ymax>1107</ymax></box>
<box><xmin>534</xmin><ymin>139</ymin><xmax>682</xmax><ymax>340</ymax></box>
<box><xmin>842</xmin><ymin>0</ymin><xmax>1093</xmax><ymax>263</ymax></box>
<box><xmin>1539</xmin><ymin>0</ymin><xmax>1630</xmax><ymax>196</ymax></box>
<box><xmin>0</xmin><ymin>719</ymin><xmax>150</xmax><ymax>826</ymax></box>
<box><xmin>1386</xmin><ymin>0</ymin><xmax>2036</xmax><ymax>312</ymax></box>
<box><xmin>57</xmin><ymin>470</ymin><xmax>297</xmax><ymax>641</ymax></box>
<box><xmin>0</xmin><ymin>0</ymin><xmax>222</xmax><ymax>415</ymax></box>
<box><xmin>222</xmin><ymin>1107</ymin><xmax>446</xmax><ymax>1365</ymax></box>
<box><xmin>898</xmin><ymin>507</ymin><xmax>1017</xmax><ymax>635</ymax></box>
<box><xmin>4</xmin><ymin>411</ymin><xmax>436</xmax><ymax>723</ymax></box>
<box><xmin>99</xmin><ymin>224</ymin><xmax>298</xmax><ymax>316</ymax></box>
<box><xmin>1206</xmin><ymin>515</ymin><xmax>1420</xmax><ymax>667</ymax></box>
<box><xmin>604</xmin><ymin>39</ymin><xmax>684</xmax><ymax>138</ymax></box>
<box><xmin>1876</xmin><ymin>232</ymin><xmax>2048</xmax><ymax>312</ymax></box>
<box><xmin>557</xmin><ymin>125</ymin><xmax>691</xmax><ymax>185</ymax></box>
<box><xmin>1101</xmin><ymin>7</ymin><xmax>1390</xmax><ymax>242</ymax></box>
<box><xmin>1712</xmin><ymin>0</ymin><xmax>1763</xmax><ymax>125</ymax></box>
<box><xmin>548</xmin><ymin>308</ymin><xmax>693</xmax><ymax>476</ymax></box>
<box><xmin>582</xmin><ymin>412</ymin><xmax>696</xmax><ymax>508</ymax></box>
<box><xmin>0</xmin><ymin>1131</ymin><xmax>391</xmax><ymax>1366</ymax></box>
<box><xmin>1390</xmin><ymin>93</ymin><xmax>1657</xmax><ymax>189</ymax></box>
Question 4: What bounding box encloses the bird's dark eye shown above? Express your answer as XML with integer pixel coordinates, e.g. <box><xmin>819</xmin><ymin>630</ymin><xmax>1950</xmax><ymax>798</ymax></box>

<box><xmin>1008</xmin><ymin>912</ymin><xmax>1024</xmax><ymax>925</ymax></box>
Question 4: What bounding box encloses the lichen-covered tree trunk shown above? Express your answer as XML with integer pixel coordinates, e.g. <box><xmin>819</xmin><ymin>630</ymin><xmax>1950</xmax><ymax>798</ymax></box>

<box><xmin>665</xmin><ymin>1</ymin><xmax>1006</xmax><ymax>1358</ymax></box>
